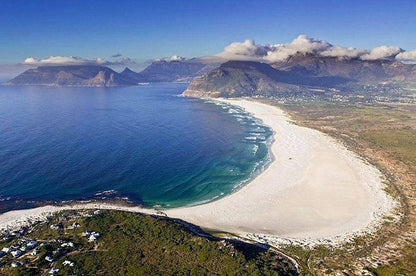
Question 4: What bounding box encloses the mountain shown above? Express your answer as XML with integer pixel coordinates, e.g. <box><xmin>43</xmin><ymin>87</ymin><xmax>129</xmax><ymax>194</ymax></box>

<box><xmin>119</xmin><ymin>67</ymin><xmax>147</xmax><ymax>83</ymax></box>
<box><xmin>271</xmin><ymin>53</ymin><xmax>416</xmax><ymax>82</ymax></box>
<box><xmin>183</xmin><ymin>60</ymin><xmax>349</xmax><ymax>97</ymax></box>
<box><xmin>7</xmin><ymin>59</ymin><xmax>214</xmax><ymax>87</ymax></box>
<box><xmin>183</xmin><ymin>54</ymin><xmax>416</xmax><ymax>98</ymax></box>
<box><xmin>7</xmin><ymin>65</ymin><xmax>136</xmax><ymax>87</ymax></box>
<box><xmin>120</xmin><ymin>60</ymin><xmax>210</xmax><ymax>83</ymax></box>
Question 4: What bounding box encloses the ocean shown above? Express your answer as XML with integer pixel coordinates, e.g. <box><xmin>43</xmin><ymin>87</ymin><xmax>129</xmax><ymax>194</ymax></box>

<box><xmin>0</xmin><ymin>83</ymin><xmax>272</xmax><ymax>212</ymax></box>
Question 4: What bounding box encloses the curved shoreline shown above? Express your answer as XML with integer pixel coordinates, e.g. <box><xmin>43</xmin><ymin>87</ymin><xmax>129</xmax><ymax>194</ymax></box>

<box><xmin>0</xmin><ymin>99</ymin><xmax>397</xmax><ymax>246</ymax></box>
<box><xmin>166</xmin><ymin>99</ymin><xmax>397</xmax><ymax>243</ymax></box>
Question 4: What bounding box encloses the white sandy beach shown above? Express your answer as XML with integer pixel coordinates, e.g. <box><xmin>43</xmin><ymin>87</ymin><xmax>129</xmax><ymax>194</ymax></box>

<box><xmin>166</xmin><ymin>99</ymin><xmax>396</xmax><ymax>241</ymax></box>
<box><xmin>0</xmin><ymin>99</ymin><xmax>396</xmax><ymax>245</ymax></box>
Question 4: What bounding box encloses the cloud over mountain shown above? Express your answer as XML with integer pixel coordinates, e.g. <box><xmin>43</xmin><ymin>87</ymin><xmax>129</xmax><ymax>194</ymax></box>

<box><xmin>155</xmin><ymin>55</ymin><xmax>187</xmax><ymax>62</ymax></box>
<box><xmin>22</xmin><ymin>56</ymin><xmax>108</xmax><ymax>66</ymax></box>
<box><xmin>216</xmin><ymin>40</ymin><xmax>271</xmax><ymax>61</ymax></box>
<box><xmin>360</xmin><ymin>46</ymin><xmax>402</xmax><ymax>61</ymax></box>
<box><xmin>214</xmin><ymin>35</ymin><xmax>414</xmax><ymax>63</ymax></box>
<box><xmin>22</xmin><ymin>56</ymin><xmax>135</xmax><ymax>67</ymax></box>
<box><xmin>396</xmin><ymin>49</ymin><xmax>416</xmax><ymax>62</ymax></box>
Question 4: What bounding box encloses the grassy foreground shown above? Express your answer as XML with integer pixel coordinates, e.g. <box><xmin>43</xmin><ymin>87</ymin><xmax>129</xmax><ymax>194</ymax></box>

<box><xmin>0</xmin><ymin>210</ymin><xmax>297</xmax><ymax>276</ymax></box>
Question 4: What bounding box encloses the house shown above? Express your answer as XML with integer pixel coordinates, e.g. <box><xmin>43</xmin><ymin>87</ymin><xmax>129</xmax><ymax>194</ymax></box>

<box><xmin>30</xmin><ymin>248</ymin><xmax>40</xmax><ymax>256</ymax></box>
<box><xmin>50</xmin><ymin>224</ymin><xmax>61</xmax><ymax>230</ymax></box>
<box><xmin>11</xmin><ymin>261</ymin><xmax>22</xmax><ymax>267</ymax></box>
<box><xmin>26</xmin><ymin>240</ymin><xmax>37</xmax><ymax>249</ymax></box>
<box><xmin>88</xmin><ymin>232</ymin><xmax>100</xmax><ymax>242</ymax></box>
<box><xmin>93</xmin><ymin>210</ymin><xmax>103</xmax><ymax>215</ymax></box>
<box><xmin>63</xmin><ymin>260</ymin><xmax>75</xmax><ymax>266</ymax></box>
<box><xmin>2</xmin><ymin>247</ymin><xmax>11</xmax><ymax>253</ymax></box>
<box><xmin>61</xmin><ymin>242</ymin><xmax>74</xmax><ymax>247</ymax></box>
<box><xmin>49</xmin><ymin>267</ymin><xmax>59</xmax><ymax>275</ymax></box>
<box><xmin>81</xmin><ymin>230</ymin><xmax>91</xmax><ymax>237</ymax></box>
<box><xmin>11</xmin><ymin>250</ymin><xmax>23</xmax><ymax>258</ymax></box>
<box><xmin>67</xmin><ymin>222</ymin><xmax>80</xmax><ymax>229</ymax></box>
<box><xmin>45</xmin><ymin>255</ymin><xmax>54</xmax><ymax>262</ymax></box>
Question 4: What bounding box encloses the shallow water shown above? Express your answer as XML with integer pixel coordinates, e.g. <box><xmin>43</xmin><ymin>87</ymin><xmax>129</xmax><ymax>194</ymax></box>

<box><xmin>0</xmin><ymin>83</ymin><xmax>272</xmax><ymax>212</ymax></box>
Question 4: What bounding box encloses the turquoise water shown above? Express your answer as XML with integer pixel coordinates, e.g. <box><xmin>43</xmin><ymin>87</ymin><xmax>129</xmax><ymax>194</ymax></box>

<box><xmin>0</xmin><ymin>83</ymin><xmax>272</xmax><ymax>212</ymax></box>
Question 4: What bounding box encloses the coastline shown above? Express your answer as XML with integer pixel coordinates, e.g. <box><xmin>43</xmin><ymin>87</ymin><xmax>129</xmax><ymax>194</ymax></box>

<box><xmin>0</xmin><ymin>98</ymin><xmax>397</xmax><ymax>246</ymax></box>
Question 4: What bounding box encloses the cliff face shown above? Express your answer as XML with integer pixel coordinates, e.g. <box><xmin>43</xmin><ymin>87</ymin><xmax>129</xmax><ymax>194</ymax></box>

<box><xmin>7</xmin><ymin>65</ymin><xmax>136</xmax><ymax>87</ymax></box>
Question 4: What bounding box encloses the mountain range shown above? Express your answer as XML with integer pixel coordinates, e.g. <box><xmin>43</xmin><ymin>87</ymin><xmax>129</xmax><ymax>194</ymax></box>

<box><xmin>183</xmin><ymin>54</ymin><xmax>416</xmax><ymax>97</ymax></box>
<box><xmin>6</xmin><ymin>54</ymin><xmax>416</xmax><ymax>95</ymax></box>
<box><xmin>7</xmin><ymin>65</ymin><xmax>136</xmax><ymax>87</ymax></box>
<box><xmin>7</xmin><ymin>60</ymin><xmax>212</xmax><ymax>87</ymax></box>
<box><xmin>119</xmin><ymin>59</ymin><xmax>212</xmax><ymax>83</ymax></box>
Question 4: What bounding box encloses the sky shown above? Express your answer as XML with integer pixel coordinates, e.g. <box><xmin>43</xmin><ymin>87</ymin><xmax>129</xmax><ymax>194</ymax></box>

<box><xmin>1</xmin><ymin>0</ymin><xmax>416</xmax><ymax>75</ymax></box>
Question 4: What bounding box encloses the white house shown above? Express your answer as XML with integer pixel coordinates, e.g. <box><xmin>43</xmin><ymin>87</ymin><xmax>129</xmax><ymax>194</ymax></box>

<box><xmin>61</xmin><ymin>242</ymin><xmax>74</xmax><ymax>247</ymax></box>
<box><xmin>49</xmin><ymin>267</ymin><xmax>59</xmax><ymax>274</ymax></box>
<box><xmin>11</xmin><ymin>250</ymin><xmax>22</xmax><ymax>258</ymax></box>
<box><xmin>63</xmin><ymin>260</ymin><xmax>75</xmax><ymax>267</ymax></box>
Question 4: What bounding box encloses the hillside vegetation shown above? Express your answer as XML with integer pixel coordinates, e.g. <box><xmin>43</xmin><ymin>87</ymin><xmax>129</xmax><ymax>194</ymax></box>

<box><xmin>0</xmin><ymin>210</ymin><xmax>297</xmax><ymax>276</ymax></box>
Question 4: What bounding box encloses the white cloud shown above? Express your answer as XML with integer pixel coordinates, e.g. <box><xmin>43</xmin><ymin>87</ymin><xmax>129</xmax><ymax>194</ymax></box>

<box><xmin>216</xmin><ymin>39</ymin><xmax>271</xmax><ymax>61</ymax></box>
<box><xmin>21</xmin><ymin>55</ymin><xmax>137</xmax><ymax>67</ymax></box>
<box><xmin>281</xmin><ymin>34</ymin><xmax>331</xmax><ymax>53</ymax></box>
<box><xmin>155</xmin><ymin>55</ymin><xmax>187</xmax><ymax>62</ymax></box>
<box><xmin>396</xmin><ymin>50</ymin><xmax>416</xmax><ymax>62</ymax></box>
<box><xmin>264</xmin><ymin>35</ymin><xmax>332</xmax><ymax>62</ymax></box>
<box><xmin>320</xmin><ymin>46</ymin><xmax>366</xmax><ymax>59</ymax></box>
<box><xmin>360</xmin><ymin>45</ymin><xmax>402</xmax><ymax>61</ymax></box>
<box><xmin>215</xmin><ymin>35</ymin><xmax>363</xmax><ymax>62</ymax></box>
<box><xmin>22</xmin><ymin>56</ymin><xmax>109</xmax><ymax>66</ymax></box>
<box><xmin>214</xmin><ymin>35</ymin><xmax>410</xmax><ymax>63</ymax></box>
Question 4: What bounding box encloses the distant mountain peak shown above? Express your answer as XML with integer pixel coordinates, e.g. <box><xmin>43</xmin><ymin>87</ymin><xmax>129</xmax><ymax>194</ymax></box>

<box><xmin>121</xmin><ymin>67</ymin><xmax>135</xmax><ymax>74</ymax></box>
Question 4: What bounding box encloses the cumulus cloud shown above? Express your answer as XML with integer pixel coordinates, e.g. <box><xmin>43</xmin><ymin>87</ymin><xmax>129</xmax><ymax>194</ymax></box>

<box><xmin>215</xmin><ymin>35</ymin><xmax>364</xmax><ymax>62</ymax></box>
<box><xmin>216</xmin><ymin>39</ymin><xmax>271</xmax><ymax>61</ymax></box>
<box><xmin>265</xmin><ymin>35</ymin><xmax>332</xmax><ymax>62</ymax></box>
<box><xmin>275</xmin><ymin>35</ymin><xmax>331</xmax><ymax>54</ymax></box>
<box><xmin>395</xmin><ymin>50</ymin><xmax>416</xmax><ymax>62</ymax></box>
<box><xmin>214</xmin><ymin>35</ymin><xmax>409</xmax><ymax>63</ymax></box>
<box><xmin>360</xmin><ymin>45</ymin><xmax>402</xmax><ymax>61</ymax></box>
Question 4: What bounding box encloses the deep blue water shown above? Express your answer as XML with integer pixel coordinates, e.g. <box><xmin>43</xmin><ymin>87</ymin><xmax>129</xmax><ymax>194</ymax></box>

<box><xmin>0</xmin><ymin>83</ymin><xmax>272</xmax><ymax>212</ymax></box>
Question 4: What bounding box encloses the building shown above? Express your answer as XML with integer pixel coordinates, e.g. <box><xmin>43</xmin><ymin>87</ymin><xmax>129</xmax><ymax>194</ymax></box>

<box><xmin>11</xmin><ymin>250</ymin><xmax>23</xmax><ymax>258</ymax></box>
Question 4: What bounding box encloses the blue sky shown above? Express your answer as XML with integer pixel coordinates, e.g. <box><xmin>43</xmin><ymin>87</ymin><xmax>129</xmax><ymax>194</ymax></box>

<box><xmin>0</xmin><ymin>0</ymin><xmax>415</xmax><ymax>68</ymax></box>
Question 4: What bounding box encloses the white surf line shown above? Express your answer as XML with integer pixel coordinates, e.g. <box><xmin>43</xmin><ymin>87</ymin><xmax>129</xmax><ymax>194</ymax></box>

<box><xmin>165</xmin><ymin>98</ymin><xmax>397</xmax><ymax>246</ymax></box>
